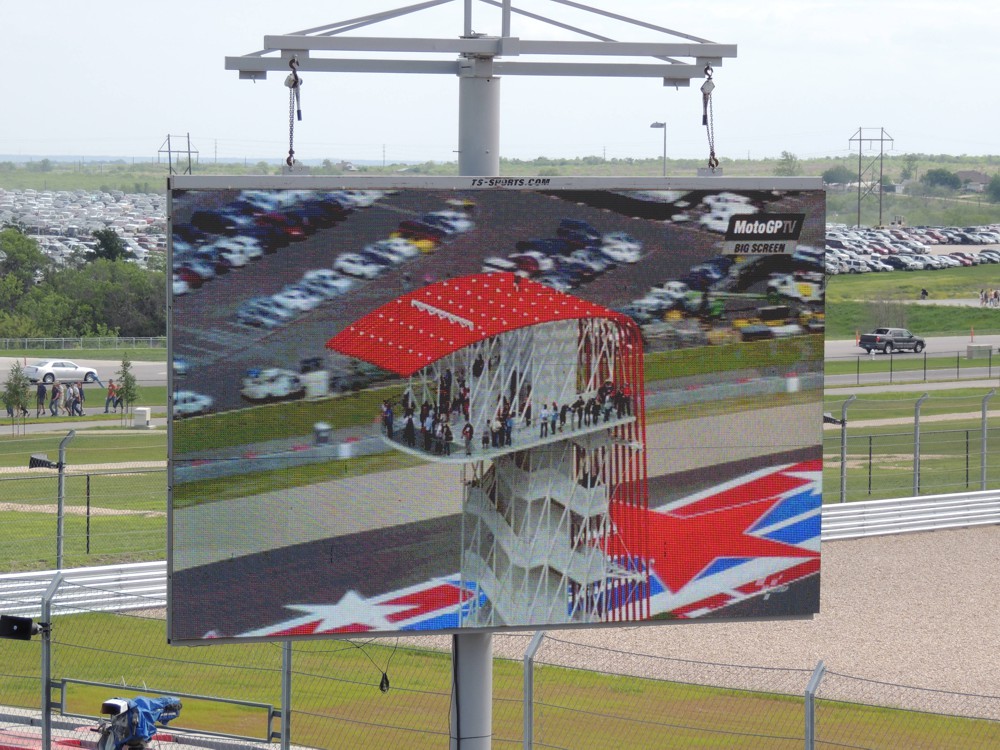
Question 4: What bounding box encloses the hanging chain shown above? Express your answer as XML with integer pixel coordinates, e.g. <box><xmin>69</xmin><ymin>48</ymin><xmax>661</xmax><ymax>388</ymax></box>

<box><xmin>701</xmin><ymin>65</ymin><xmax>719</xmax><ymax>172</ymax></box>
<box><xmin>284</xmin><ymin>57</ymin><xmax>302</xmax><ymax>168</ymax></box>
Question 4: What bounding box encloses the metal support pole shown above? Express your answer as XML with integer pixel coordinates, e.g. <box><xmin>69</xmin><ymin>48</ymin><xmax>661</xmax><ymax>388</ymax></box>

<box><xmin>914</xmin><ymin>394</ymin><xmax>929</xmax><ymax>496</ymax></box>
<box><xmin>839</xmin><ymin>396</ymin><xmax>856</xmax><ymax>503</ymax></box>
<box><xmin>40</xmin><ymin>573</ymin><xmax>63</xmax><ymax>750</ymax></box>
<box><xmin>450</xmin><ymin>632</ymin><xmax>492</xmax><ymax>750</ymax></box>
<box><xmin>56</xmin><ymin>430</ymin><xmax>76</xmax><ymax>569</ymax></box>
<box><xmin>522</xmin><ymin>631</ymin><xmax>546</xmax><ymax>750</ymax></box>
<box><xmin>457</xmin><ymin>57</ymin><xmax>500</xmax><ymax>177</ymax></box>
<box><xmin>452</xmin><ymin>95</ymin><xmax>498</xmax><ymax>750</ymax></box>
<box><xmin>281</xmin><ymin>641</ymin><xmax>292</xmax><ymax>750</ymax></box>
<box><xmin>662</xmin><ymin>124</ymin><xmax>667</xmax><ymax>176</ymax></box>
<box><xmin>804</xmin><ymin>660</ymin><xmax>826</xmax><ymax>750</ymax></box>
<box><xmin>982</xmin><ymin>390</ymin><xmax>995</xmax><ymax>491</ymax></box>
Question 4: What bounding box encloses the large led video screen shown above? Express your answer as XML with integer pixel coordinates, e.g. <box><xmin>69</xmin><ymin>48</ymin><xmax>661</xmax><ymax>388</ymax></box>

<box><xmin>168</xmin><ymin>176</ymin><xmax>825</xmax><ymax>643</ymax></box>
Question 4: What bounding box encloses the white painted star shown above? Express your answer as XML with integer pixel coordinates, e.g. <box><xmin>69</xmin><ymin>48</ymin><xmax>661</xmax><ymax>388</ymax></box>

<box><xmin>286</xmin><ymin>590</ymin><xmax>414</xmax><ymax>632</ymax></box>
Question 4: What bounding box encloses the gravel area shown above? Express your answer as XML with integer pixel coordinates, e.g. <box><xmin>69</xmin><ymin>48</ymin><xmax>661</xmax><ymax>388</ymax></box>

<box><xmin>396</xmin><ymin>525</ymin><xmax>999</xmax><ymax>717</ymax></box>
<box><xmin>485</xmin><ymin>525</ymin><xmax>1000</xmax><ymax>706</ymax></box>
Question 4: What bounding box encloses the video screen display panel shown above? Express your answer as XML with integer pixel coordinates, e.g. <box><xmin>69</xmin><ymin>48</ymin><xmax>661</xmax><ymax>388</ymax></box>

<box><xmin>168</xmin><ymin>176</ymin><xmax>825</xmax><ymax>643</ymax></box>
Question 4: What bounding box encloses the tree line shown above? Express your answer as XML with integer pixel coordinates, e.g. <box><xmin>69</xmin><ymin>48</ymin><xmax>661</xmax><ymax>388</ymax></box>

<box><xmin>0</xmin><ymin>227</ymin><xmax>166</xmax><ymax>338</ymax></box>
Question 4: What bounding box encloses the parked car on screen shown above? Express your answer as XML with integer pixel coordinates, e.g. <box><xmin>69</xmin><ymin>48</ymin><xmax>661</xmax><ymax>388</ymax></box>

<box><xmin>173</xmin><ymin>390</ymin><xmax>214</xmax><ymax>418</ymax></box>
<box><xmin>272</xmin><ymin>285</ymin><xmax>324</xmax><ymax>312</ymax></box>
<box><xmin>236</xmin><ymin>305</ymin><xmax>286</xmax><ymax>329</ymax></box>
<box><xmin>241</xmin><ymin>368</ymin><xmax>306</xmax><ymax>402</ymax></box>
<box><xmin>239</xmin><ymin>297</ymin><xmax>297</xmax><ymax>322</ymax></box>
<box><xmin>363</xmin><ymin>240</ymin><xmax>416</xmax><ymax>265</ymax></box>
<box><xmin>482</xmin><ymin>257</ymin><xmax>521</xmax><ymax>275</ymax></box>
<box><xmin>24</xmin><ymin>360</ymin><xmax>100</xmax><ymax>384</ymax></box>
<box><xmin>211</xmin><ymin>236</ymin><xmax>264</xmax><ymax>261</ymax></box>
<box><xmin>569</xmin><ymin>248</ymin><xmax>614</xmax><ymax>273</ymax></box>
<box><xmin>302</xmin><ymin>268</ymin><xmax>356</xmax><ymax>293</ymax></box>
<box><xmin>397</xmin><ymin>219</ymin><xmax>449</xmax><ymax>244</ymax></box>
<box><xmin>557</xmin><ymin>218</ymin><xmax>600</xmax><ymax>242</ymax></box>
<box><xmin>334</xmin><ymin>253</ymin><xmax>386</xmax><ymax>279</ymax></box>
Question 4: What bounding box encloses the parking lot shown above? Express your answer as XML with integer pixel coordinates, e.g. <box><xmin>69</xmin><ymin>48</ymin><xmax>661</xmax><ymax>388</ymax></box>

<box><xmin>171</xmin><ymin>186</ymin><xmax>825</xmax><ymax>414</ymax></box>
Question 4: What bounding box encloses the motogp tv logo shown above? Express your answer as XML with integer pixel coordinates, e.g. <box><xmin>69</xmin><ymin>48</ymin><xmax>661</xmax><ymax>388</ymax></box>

<box><xmin>724</xmin><ymin>214</ymin><xmax>804</xmax><ymax>241</ymax></box>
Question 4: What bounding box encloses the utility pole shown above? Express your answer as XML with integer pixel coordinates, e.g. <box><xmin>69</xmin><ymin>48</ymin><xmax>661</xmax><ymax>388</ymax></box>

<box><xmin>849</xmin><ymin>127</ymin><xmax>893</xmax><ymax>227</ymax></box>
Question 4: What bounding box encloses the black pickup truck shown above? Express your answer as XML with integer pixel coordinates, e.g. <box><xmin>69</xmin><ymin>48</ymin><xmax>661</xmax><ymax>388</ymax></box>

<box><xmin>858</xmin><ymin>327</ymin><xmax>925</xmax><ymax>354</ymax></box>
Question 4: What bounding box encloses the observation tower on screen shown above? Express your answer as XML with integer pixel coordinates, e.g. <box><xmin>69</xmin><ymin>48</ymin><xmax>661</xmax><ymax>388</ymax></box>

<box><xmin>328</xmin><ymin>271</ymin><xmax>651</xmax><ymax>626</ymax></box>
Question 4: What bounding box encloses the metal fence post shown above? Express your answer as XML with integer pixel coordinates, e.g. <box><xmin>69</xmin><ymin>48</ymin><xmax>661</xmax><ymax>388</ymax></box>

<box><xmin>914</xmin><ymin>394</ymin><xmax>929</xmax><ymax>496</ymax></box>
<box><xmin>804</xmin><ymin>660</ymin><xmax>825</xmax><ymax>750</ymax></box>
<box><xmin>839</xmin><ymin>396</ymin><xmax>856</xmax><ymax>503</ymax></box>
<box><xmin>40</xmin><ymin>573</ymin><xmax>64</xmax><ymax>750</ymax></box>
<box><xmin>983</xmin><ymin>390</ymin><xmax>996</xmax><ymax>491</ymax></box>
<box><xmin>281</xmin><ymin>641</ymin><xmax>292</xmax><ymax>750</ymax></box>
<box><xmin>56</xmin><ymin>430</ymin><xmax>77</xmax><ymax>569</ymax></box>
<box><xmin>523</xmin><ymin>631</ymin><xmax>546</xmax><ymax>750</ymax></box>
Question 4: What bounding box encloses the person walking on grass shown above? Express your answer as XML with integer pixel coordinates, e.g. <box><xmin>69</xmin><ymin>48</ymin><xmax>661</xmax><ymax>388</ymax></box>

<box><xmin>105</xmin><ymin>379</ymin><xmax>118</xmax><ymax>413</ymax></box>
<box><xmin>36</xmin><ymin>381</ymin><xmax>46</xmax><ymax>418</ymax></box>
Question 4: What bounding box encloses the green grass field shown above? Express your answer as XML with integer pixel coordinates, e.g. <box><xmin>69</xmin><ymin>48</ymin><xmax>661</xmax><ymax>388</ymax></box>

<box><xmin>1</xmin><ymin>614</ymin><xmax>996</xmax><ymax>749</ymax></box>
<box><xmin>824</xmin><ymin>266</ymin><xmax>1000</xmax><ymax>339</ymax></box>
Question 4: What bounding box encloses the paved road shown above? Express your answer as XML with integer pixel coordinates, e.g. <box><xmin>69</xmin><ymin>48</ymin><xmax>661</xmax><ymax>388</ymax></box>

<box><xmin>0</xmin><ymin>357</ymin><xmax>165</xmax><ymax>388</ymax></box>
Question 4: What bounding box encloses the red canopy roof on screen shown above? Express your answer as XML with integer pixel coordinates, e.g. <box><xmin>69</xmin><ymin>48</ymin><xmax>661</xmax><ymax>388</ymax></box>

<box><xmin>326</xmin><ymin>272</ymin><xmax>630</xmax><ymax>376</ymax></box>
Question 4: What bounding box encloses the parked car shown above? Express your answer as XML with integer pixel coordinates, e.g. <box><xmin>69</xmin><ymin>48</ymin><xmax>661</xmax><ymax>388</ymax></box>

<box><xmin>173</xmin><ymin>390</ymin><xmax>214</xmax><ymax>418</ymax></box>
<box><xmin>241</xmin><ymin>368</ymin><xmax>306</xmax><ymax>402</ymax></box>
<box><xmin>556</xmin><ymin>218</ymin><xmax>600</xmax><ymax>242</ymax></box>
<box><xmin>24</xmin><ymin>360</ymin><xmax>100</xmax><ymax>384</ymax></box>
<box><xmin>302</xmin><ymin>268</ymin><xmax>356</xmax><ymax>293</ymax></box>
<box><xmin>272</xmin><ymin>285</ymin><xmax>324</xmax><ymax>312</ymax></box>
<box><xmin>334</xmin><ymin>253</ymin><xmax>386</xmax><ymax>279</ymax></box>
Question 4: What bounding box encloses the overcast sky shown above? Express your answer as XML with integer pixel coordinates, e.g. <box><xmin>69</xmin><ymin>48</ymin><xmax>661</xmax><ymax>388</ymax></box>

<box><xmin>2</xmin><ymin>0</ymin><xmax>996</xmax><ymax>164</ymax></box>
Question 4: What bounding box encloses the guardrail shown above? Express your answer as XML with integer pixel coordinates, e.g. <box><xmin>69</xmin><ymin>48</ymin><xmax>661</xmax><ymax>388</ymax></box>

<box><xmin>821</xmin><ymin>489</ymin><xmax>1000</xmax><ymax>541</ymax></box>
<box><xmin>3</xmin><ymin>493</ymin><xmax>999</xmax><ymax>618</ymax></box>
<box><xmin>0</xmin><ymin>560</ymin><xmax>166</xmax><ymax>618</ymax></box>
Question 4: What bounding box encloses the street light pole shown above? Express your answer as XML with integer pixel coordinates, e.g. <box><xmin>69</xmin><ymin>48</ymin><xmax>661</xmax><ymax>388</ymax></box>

<box><xmin>650</xmin><ymin>122</ymin><xmax>666</xmax><ymax>176</ymax></box>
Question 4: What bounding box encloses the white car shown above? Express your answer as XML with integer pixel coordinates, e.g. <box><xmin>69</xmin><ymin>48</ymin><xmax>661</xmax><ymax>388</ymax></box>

<box><xmin>334</xmin><ymin>253</ymin><xmax>385</xmax><ymax>279</ymax></box>
<box><xmin>24</xmin><ymin>359</ymin><xmax>100</xmax><ymax>384</ymax></box>
<box><xmin>173</xmin><ymin>390</ymin><xmax>213</xmax><ymax>418</ymax></box>
<box><xmin>600</xmin><ymin>233</ymin><xmax>643</xmax><ymax>263</ymax></box>
<box><xmin>213</xmin><ymin>236</ymin><xmax>264</xmax><ymax>261</ymax></box>
<box><xmin>271</xmin><ymin>285</ymin><xmax>324</xmax><ymax>312</ymax></box>
<box><xmin>363</xmin><ymin>239</ymin><xmax>419</xmax><ymax>264</ymax></box>
<box><xmin>172</xmin><ymin>275</ymin><xmax>190</xmax><ymax>296</ymax></box>
<box><xmin>300</xmin><ymin>276</ymin><xmax>352</xmax><ymax>299</ymax></box>
<box><xmin>302</xmin><ymin>268</ymin><xmax>357</xmax><ymax>293</ymax></box>
<box><xmin>703</xmin><ymin>191</ymin><xmax>753</xmax><ymax>208</ymax></box>
<box><xmin>214</xmin><ymin>246</ymin><xmax>249</xmax><ymax>269</ymax></box>
<box><xmin>424</xmin><ymin>210</ymin><xmax>475</xmax><ymax>233</ymax></box>
<box><xmin>241</xmin><ymin>368</ymin><xmax>306</xmax><ymax>402</ymax></box>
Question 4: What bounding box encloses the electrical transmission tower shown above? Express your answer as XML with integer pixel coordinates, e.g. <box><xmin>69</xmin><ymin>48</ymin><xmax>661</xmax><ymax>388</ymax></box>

<box><xmin>849</xmin><ymin>127</ymin><xmax>893</xmax><ymax>227</ymax></box>
<box><xmin>159</xmin><ymin>134</ymin><xmax>199</xmax><ymax>175</ymax></box>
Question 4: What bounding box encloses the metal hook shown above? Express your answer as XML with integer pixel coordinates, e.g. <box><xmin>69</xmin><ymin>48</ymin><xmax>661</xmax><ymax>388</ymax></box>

<box><xmin>704</xmin><ymin>64</ymin><xmax>713</xmax><ymax>80</ymax></box>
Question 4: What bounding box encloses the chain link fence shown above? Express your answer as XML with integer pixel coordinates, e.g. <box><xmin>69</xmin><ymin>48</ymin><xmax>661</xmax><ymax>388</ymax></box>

<box><xmin>0</xmin><ymin>469</ymin><xmax>166</xmax><ymax>572</ymax></box>
<box><xmin>0</xmin><ymin>337</ymin><xmax>166</xmax><ymax>351</ymax></box>
<box><xmin>2</xmin><ymin>596</ymin><xmax>998</xmax><ymax>749</ymax></box>
<box><xmin>827</xmin><ymin>348</ymin><xmax>1000</xmax><ymax>386</ymax></box>
<box><xmin>823</xmin><ymin>390</ymin><xmax>1000</xmax><ymax>503</ymax></box>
